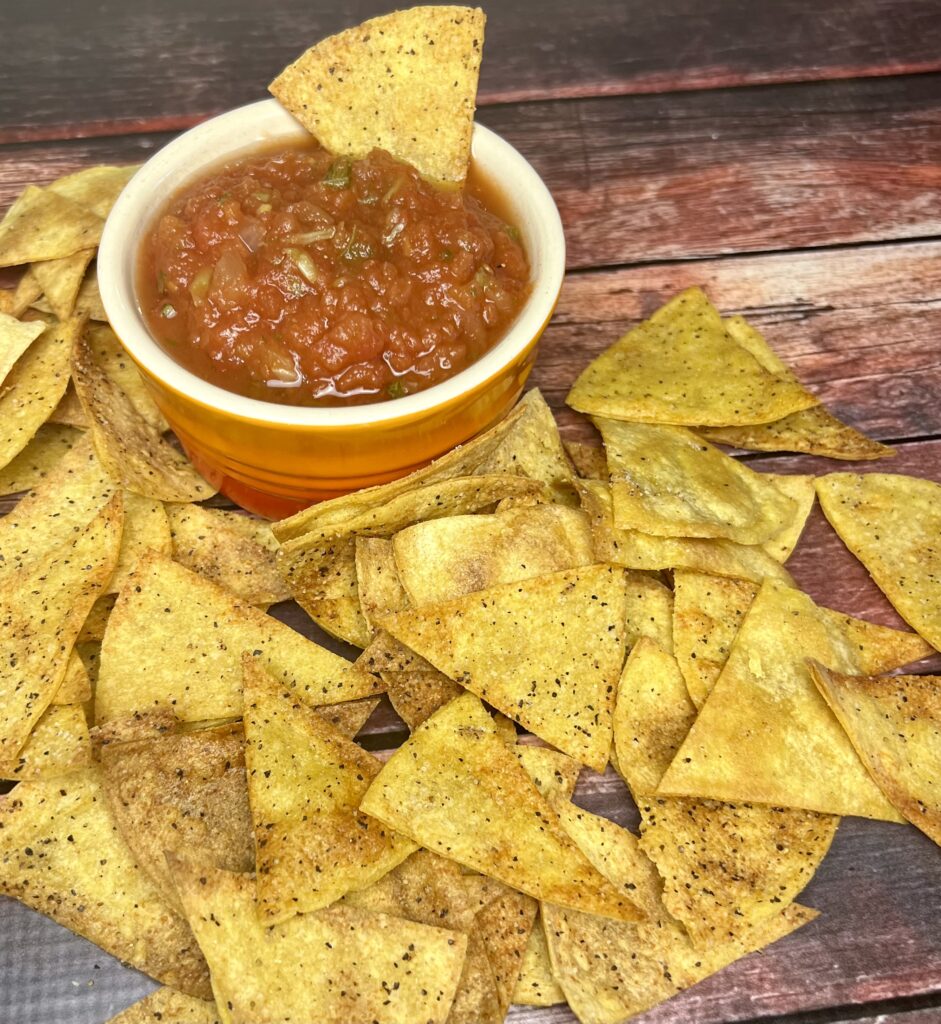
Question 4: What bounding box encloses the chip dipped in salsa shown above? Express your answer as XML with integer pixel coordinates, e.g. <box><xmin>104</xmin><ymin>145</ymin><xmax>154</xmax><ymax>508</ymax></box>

<box><xmin>138</xmin><ymin>142</ymin><xmax>530</xmax><ymax>406</ymax></box>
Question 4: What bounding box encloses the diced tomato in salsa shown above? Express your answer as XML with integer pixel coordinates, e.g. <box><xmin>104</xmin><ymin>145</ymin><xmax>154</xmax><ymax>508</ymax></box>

<box><xmin>138</xmin><ymin>143</ymin><xmax>530</xmax><ymax>405</ymax></box>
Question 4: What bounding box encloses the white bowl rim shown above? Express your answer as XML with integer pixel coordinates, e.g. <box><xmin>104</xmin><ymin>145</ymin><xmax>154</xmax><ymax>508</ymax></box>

<box><xmin>98</xmin><ymin>98</ymin><xmax>565</xmax><ymax>428</ymax></box>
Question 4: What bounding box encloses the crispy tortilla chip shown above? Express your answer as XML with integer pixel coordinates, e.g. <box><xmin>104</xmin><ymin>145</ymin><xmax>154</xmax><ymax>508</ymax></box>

<box><xmin>72</xmin><ymin>331</ymin><xmax>213</xmax><ymax>501</ymax></box>
<box><xmin>762</xmin><ymin>473</ymin><xmax>816</xmax><ymax>562</ymax></box>
<box><xmin>243</xmin><ymin>657</ymin><xmax>415</xmax><ymax>921</ymax></box>
<box><xmin>74</xmin><ymin>266</ymin><xmax>106</xmax><ymax>321</ymax></box>
<box><xmin>577</xmin><ymin>478</ymin><xmax>794</xmax><ymax>585</ymax></box>
<box><xmin>564</xmin><ymin>439</ymin><xmax>608</xmax><ymax>481</ymax></box>
<box><xmin>48</xmin><ymin>381</ymin><xmax>87</xmax><ymax>426</ymax></box>
<box><xmin>516</xmin><ymin>745</ymin><xmax>581</xmax><ymax>802</ymax></box>
<box><xmin>106</xmin><ymin>988</ymin><xmax>221</xmax><ymax>1024</ymax></box>
<box><xmin>623</xmin><ymin>571</ymin><xmax>674</xmax><ymax>652</ymax></box>
<box><xmin>77</xmin><ymin>592</ymin><xmax>117</xmax><ymax>643</ymax></box>
<box><xmin>658</xmin><ymin>579</ymin><xmax>933</xmax><ymax>818</ymax></box>
<box><xmin>355</xmin><ymin>536</ymin><xmax>410</xmax><ymax>630</ymax></box>
<box><xmin>167</xmin><ymin>503</ymin><xmax>289</xmax><ymax>606</ymax></box>
<box><xmin>270</xmin><ymin>7</ymin><xmax>485</xmax><ymax>184</ymax></box>
<box><xmin>96</xmin><ymin>554</ymin><xmax>380</xmax><ymax>724</ymax></box>
<box><xmin>672</xmin><ymin>571</ymin><xmax>759</xmax><ymax>709</ymax></box>
<box><xmin>111</xmin><ymin>491</ymin><xmax>171</xmax><ymax>592</ymax></box>
<box><xmin>10</xmin><ymin>269</ymin><xmax>44</xmax><ymax>317</ymax></box>
<box><xmin>99</xmin><ymin>721</ymin><xmax>254</xmax><ymax>916</ymax></box>
<box><xmin>0</xmin><ymin>310</ymin><xmax>45</xmax><ymax>385</ymax></box>
<box><xmin>0</xmin><ymin>422</ymin><xmax>81</xmax><ymax>497</ymax></box>
<box><xmin>816</xmin><ymin>472</ymin><xmax>941</xmax><ymax>650</ymax></box>
<box><xmin>393</xmin><ymin>504</ymin><xmax>594</xmax><ymax>608</ymax></box>
<box><xmin>360</xmin><ymin>693</ymin><xmax>643</xmax><ymax>921</ymax></box>
<box><xmin>84</xmin><ymin>322</ymin><xmax>167</xmax><ymax>429</ymax></box>
<box><xmin>381</xmin><ymin>668</ymin><xmax>463</xmax><ymax>731</ymax></box>
<box><xmin>0</xmin><ymin>315</ymin><xmax>77</xmax><ymax>470</ymax></box>
<box><xmin>597</xmin><ymin>417</ymin><xmax>797</xmax><ymax>545</ymax></box>
<box><xmin>378</xmin><ymin>565</ymin><xmax>627</xmax><ymax>771</ymax></box>
<box><xmin>171</xmin><ymin>853</ymin><xmax>467</xmax><ymax>1024</ymax></box>
<box><xmin>513</xmin><ymin>914</ymin><xmax>566</xmax><ymax>1006</ymax></box>
<box><xmin>30</xmin><ymin>249</ymin><xmax>95</xmax><ymax>320</ymax></box>
<box><xmin>48</xmin><ymin>164</ymin><xmax>139</xmax><ymax>219</ymax></box>
<box><xmin>0</xmin><ymin>767</ymin><xmax>210</xmax><ymax>997</ymax></box>
<box><xmin>51</xmin><ymin>650</ymin><xmax>93</xmax><ymax>704</ymax></box>
<box><xmin>811</xmin><ymin>662</ymin><xmax>941</xmax><ymax>845</ymax></box>
<box><xmin>567</xmin><ymin>288</ymin><xmax>817</xmax><ymax>427</ymax></box>
<box><xmin>356</xmin><ymin>629</ymin><xmax>436</xmax><ymax>675</ymax></box>
<box><xmin>0</xmin><ymin>495</ymin><xmax>121</xmax><ymax>759</ymax></box>
<box><xmin>316</xmin><ymin>695</ymin><xmax>380</xmax><ymax>737</ymax></box>
<box><xmin>0</xmin><ymin>185</ymin><xmax>104</xmax><ymax>267</ymax></box>
<box><xmin>0</xmin><ymin>703</ymin><xmax>90</xmax><ymax>781</ymax></box>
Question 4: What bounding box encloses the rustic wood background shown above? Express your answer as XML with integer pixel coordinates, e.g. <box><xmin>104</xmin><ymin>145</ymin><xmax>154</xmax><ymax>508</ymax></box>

<box><xmin>1</xmin><ymin>2</ymin><xmax>939</xmax><ymax>1022</ymax></box>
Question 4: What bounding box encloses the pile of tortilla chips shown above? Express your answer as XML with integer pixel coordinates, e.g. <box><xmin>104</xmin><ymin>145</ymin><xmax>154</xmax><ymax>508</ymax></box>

<box><xmin>2</xmin><ymin>11</ymin><xmax>941</xmax><ymax>1024</ymax></box>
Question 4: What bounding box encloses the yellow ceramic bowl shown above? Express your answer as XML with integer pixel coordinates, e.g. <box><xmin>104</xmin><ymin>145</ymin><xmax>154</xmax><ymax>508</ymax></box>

<box><xmin>98</xmin><ymin>99</ymin><xmax>565</xmax><ymax>518</ymax></box>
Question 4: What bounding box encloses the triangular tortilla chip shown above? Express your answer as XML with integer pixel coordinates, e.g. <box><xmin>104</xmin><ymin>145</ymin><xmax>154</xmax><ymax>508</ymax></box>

<box><xmin>99</xmin><ymin>721</ymin><xmax>254</xmax><ymax>915</ymax></box>
<box><xmin>315</xmin><ymin>695</ymin><xmax>381</xmax><ymax>738</ymax></box>
<box><xmin>516</xmin><ymin>745</ymin><xmax>581</xmax><ymax>803</ymax></box>
<box><xmin>47</xmin><ymin>164</ymin><xmax>139</xmax><ymax>219</ymax></box>
<box><xmin>48</xmin><ymin>381</ymin><xmax>87</xmax><ymax>426</ymax></box>
<box><xmin>0</xmin><ymin>703</ymin><xmax>91</xmax><ymax>781</ymax></box>
<box><xmin>111</xmin><ymin>491</ymin><xmax>171</xmax><ymax>593</ymax></box>
<box><xmin>170</xmin><ymin>853</ymin><xmax>467</xmax><ymax>1024</ymax></box>
<box><xmin>0</xmin><ymin>315</ymin><xmax>77</xmax><ymax>469</ymax></box>
<box><xmin>658</xmin><ymin>579</ymin><xmax>933</xmax><ymax>818</ymax></box>
<box><xmin>597</xmin><ymin>417</ymin><xmax>797</xmax><ymax>545</ymax></box>
<box><xmin>566</xmin><ymin>288</ymin><xmax>818</xmax><ymax>427</ymax></box>
<box><xmin>512</xmin><ymin>914</ymin><xmax>566</xmax><ymax>1006</ymax></box>
<box><xmin>270</xmin><ymin>7</ymin><xmax>485</xmax><ymax>184</ymax></box>
<box><xmin>0</xmin><ymin>185</ymin><xmax>104</xmax><ymax>267</ymax></box>
<box><xmin>0</xmin><ymin>494</ymin><xmax>121</xmax><ymax>759</ymax></box>
<box><xmin>96</xmin><ymin>555</ymin><xmax>381</xmax><ymax>724</ymax></box>
<box><xmin>77</xmin><ymin>592</ymin><xmax>117</xmax><ymax>644</ymax></box>
<box><xmin>378</xmin><ymin>565</ymin><xmax>627</xmax><ymax>771</ymax></box>
<box><xmin>816</xmin><ymin>472</ymin><xmax>941</xmax><ymax>650</ymax></box>
<box><xmin>166</xmin><ymin>503</ymin><xmax>289</xmax><ymax>606</ymax></box>
<box><xmin>30</xmin><ymin>249</ymin><xmax>95</xmax><ymax>320</ymax></box>
<box><xmin>84</xmin><ymin>322</ymin><xmax>167</xmax><ymax>429</ymax></box>
<box><xmin>74</xmin><ymin>265</ymin><xmax>106</xmax><ymax>321</ymax></box>
<box><xmin>564</xmin><ymin>439</ymin><xmax>608</xmax><ymax>481</ymax></box>
<box><xmin>672</xmin><ymin>571</ymin><xmax>759</xmax><ymax>709</ymax></box>
<box><xmin>354</xmin><ymin>536</ymin><xmax>410</xmax><ymax>629</ymax></box>
<box><xmin>0</xmin><ymin>766</ymin><xmax>210</xmax><ymax>997</ymax></box>
<box><xmin>810</xmin><ymin>662</ymin><xmax>941</xmax><ymax>846</ymax></box>
<box><xmin>762</xmin><ymin>473</ymin><xmax>816</xmax><ymax>562</ymax></box>
<box><xmin>51</xmin><ymin>650</ymin><xmax>93</xmax><ymax>704</ymax></box>
<box><xmin>106</xmin><ymin>988</ymin><xmax>221</xmax><ymax>1024</ymax></box>
<box><xmin>623</xmin><ymin>571</ymin><xmax>674</xmax><ymax>652</ymax></box>
<box><xmin>71</xmin><ymin>331</ymin><xmax>214</xmax><ymax>501</ymax></box>
<box><xmin>0</xmin><ymin>311</ymin><xmax>45</xmax><ymax>386</ymax></box>
<box><xmin>381</xmin><ymin>668</ymin><xmax>463</xmax><ymax>731</ymax></box>
<box><xmin>243</xmin><ymin>656</ymin><xmax>415</xmax><ymax>921</ymax></box>
<box><xmin>360</xmin><ymin>693</ymin><xmax>643</xmax><ymax>921</ymax></box>
<box><xmin>9</xmin><ymin>269</ymin><xmax>43</xmax><ymax>316</ymax></box>
<box><xmin>0</xmin><ymin>422</ymin><xmax>81</xmax><ymax>497</ymax></box>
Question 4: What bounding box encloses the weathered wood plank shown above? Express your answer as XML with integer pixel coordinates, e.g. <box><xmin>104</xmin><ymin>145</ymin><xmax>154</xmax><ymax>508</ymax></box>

<box><xmin>3</xmin><ymin>0</ymin><xmax>941</xmax><ymax>143</ymax></box>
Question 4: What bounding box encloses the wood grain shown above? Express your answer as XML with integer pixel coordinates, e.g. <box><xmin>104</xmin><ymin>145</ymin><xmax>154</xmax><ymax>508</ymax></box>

<box><xmin>3</xmin><ymin>0</ymin><xmax>941</xmax><ymax>142</ymax></box>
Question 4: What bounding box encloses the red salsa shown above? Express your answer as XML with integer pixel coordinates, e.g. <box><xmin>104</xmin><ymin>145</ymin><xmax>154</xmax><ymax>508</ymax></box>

<box><xmin>138</xmin><ymin>143</ymin><xmax>530</xmax><ymax>405</ymax></box>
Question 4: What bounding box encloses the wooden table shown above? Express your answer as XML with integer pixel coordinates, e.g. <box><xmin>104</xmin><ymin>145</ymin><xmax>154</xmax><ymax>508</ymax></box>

<box><xmin>1</xmin><ymin>2</ymin><xmax>940</xmax><ymax>1022</ymax></box>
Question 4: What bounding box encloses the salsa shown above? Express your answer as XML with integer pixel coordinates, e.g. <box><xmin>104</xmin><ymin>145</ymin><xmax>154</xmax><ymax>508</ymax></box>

<box><xmin>138</xmin><ymin>143</ymin><xmax>530</xmax><ymax>405</ymax></box>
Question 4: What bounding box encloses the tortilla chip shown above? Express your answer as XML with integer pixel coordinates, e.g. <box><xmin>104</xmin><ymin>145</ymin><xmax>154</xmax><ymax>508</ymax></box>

<box><xmin>0</xmin><ymin>495</ymin><xmax>122</xmax><ymax>759</ymax></box>
<box><xmin>0</xmin><ymin>767</ymin><xmax>210</xmax><ymax>997</ymax></box>
<box><xmin>672</xmin><ymin>571</ymin><xmax>759</xmax><ymax>709</ymax></box>
<box><xmin>316</xmin><ymin>695</ymin><xmax>381</xmax><ymax>737</ymax></box>
<box><xmin>513</xmin><ymin>914</ymin><xmax>566</xmax><ymax>1006</ymax></box>
<box><xmin>381</xmin><ymin>668</ymin><xmax>463</xmax><ymax>731</ymax></box>
<box><xmin>111</xmin><ymin>491</ymin><xmax>171</xmax><ymax>592</ymax></box>
<box><xmin>597</xmin><ymin>417</ymin><xmax>797</xmax><ymax>545</ymax></box>
<box><xmin>658</xmin><ymin>579</ymin><xmax>933</xmax><ymax>818</ymax></box>
<box><xmin>0</xmin><ymin>315</ymin><xmax>76</xmax><ymax>470</ymax></box>
<box><xmin>356</xmin><ymin>629</ymin><xmax>436</xmax><ymax>674</ymax></box>
<box><xmin>30</xmin><ymin>249</ymin><xmax>96</xmax><ymax>320</ymax></box>
<box><xmin>360</xmin><ymin>693</ymin><xmax>643</xmax><ymax>921</ymax></box>
<box><xmin>77</xmin><ymin>592</ymin><xmax>117</xmax><ymax>643</ymax></box>
<box><xmin>378</xmin><ymin>565</ymin><xmax>627</xmax><ymax>771</ymax></box>
<box><xmin>95</xmin><ymin>554</ymin><xmax>380</xmax><ymax>724</ymax></box>
<box><xmin>810</xmin><ymin>662</ymin><xmax>941</xmax><ymax>845</ymax></box>
<box><xmin>306</xmin><ymin>595</ymin><xmax>373</xmax><ymax>648</ymax></box>
<box><xmin>170</xmin><ymin>853</ymin><xmax>467</xmax><ymax>1024</ymax></box>
<box><xmin>83</xmin><ymin>322</ymin><xmax>167</xmax><ymax>429</ymax></box>
<box><xmin>0</xmin><ymin>185</ymin><xmax>104</xmax><ymax>267</ymax></box>
<box><xmin>0</xmin><ymin>311</ymin><xmax>45</xmax><ymax>386</ymax></box>
<box><xmin>393</xmin><ymin>504</ymin><xmax>594</xmax><ymax>608</ymax></box>
<box><xmin>355</xmin><ymin>535</ymin><xmax>410</xmax><ymax>629</ymax></box>
<box><xmin>516</xmin><ymin>745</ymin><xmax>581</xmax><ymax>802</ymax></box>
<box><xmin>51</xmin><ymin>650</ymin><xmax>93</xmax><ymax>704</ymax></box>
<box><xmin>243</xmin><ymin>656</ymin><xmax>415</xmax><ymax>922</ymax></box>
<box><xmin>106</xmin><ymin>988</ymin><xmax>221</xmax><ymax>1024</ymax></box>
<box><xmin>623</xmin><ymin>571</ymin><xmax>674</xmax><ymax>652</ymax></box>
<box><xmin>74</xmin><ymin>266</ymin><xmax>106</xmax><ymax>321</ymax></box>
<box><xmin>0</xmin><ymin>422</ymin><xmax>81</xmax><ymax>497</ymax></box>
<box><xmin>566</xmin><ymin>288</ymin><xmax>817</xmax><ymax>427</ymax></box>
<box><xmin>577</xmin><ymin>478</ymin><xmax>794</xmax><ymax>585</ymax></box>
<box><xmin>762</xmin><ymin>473</ymin><xmax>816</xmax><ymax>562</ymax></box>
<box><xmin>47</xmin><ymin>164</ymin><xmax>139</xmax><ymax>219</ymax></box>
<box><xmin>699</xmin><ymin>317</ymin><xmax>893</xmax><ymax>460</ymax></box>
<box><xmin>166</xmin><ymin>503</ymin><xmax>289</xmax><ymax>606</ymax></box>
<box><xmin>99</xmin><ymin>721</ymin><xmax>254</xmax><ymax>915</ymax></box>
<box><xmin>71</xmin><ymin>331</ymin><xmax>214</xmax><ymax>502</ymax></box>
<box><xmin>816</xmin><ymin>472</ymin><xmax>941</xmax><ymax>651</ymax></box>
<box><xmin>564</xmin><ymin>439</ymin><xmax>608</xmax><ymax>481</ymax></box>
<box><xmin>10</xmin><ymin>270</ymin><xmax>44</xmax><ymax>317</ymax></box>
<box><xmin>0</xmin><ymin>703</ymin><xmax>90</xmax><ymax>781</ymax></box>
<box><xmin>270</xmin><ymin>7</ymin><xmax>485</xmax><ymax>184</ymax></box>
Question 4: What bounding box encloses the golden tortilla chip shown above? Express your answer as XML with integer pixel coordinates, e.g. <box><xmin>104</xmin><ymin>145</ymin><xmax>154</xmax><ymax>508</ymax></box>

<box><xmin>0</xmin><ymin>495</ymin><xmax>122</xmax><ymax>759</ymax></box>
<box><xmin>0</xmin><ymin>185</ymin><xmax>104</xmax><ymax>267</ymax></box>
<box><xmin>0</xmin><ymin>310</ymin><xmax>45</xmax><ymax>385</ymax></box>
<box><xmin>816</xmin><ymin>472</ymin><xmax>941</xmax><ymax>650</ymax></box>
<box><xmin>10</xmin><ymin>270</ymin><xmax>44</xmax><ymax>317</ymax></box>
<box><xmin>513</xmin><ymin>914</ymin><xmax>566</xmax><ymax>1007</ymax></box>
<box><xmin>355</xmin><ymin>536</ymin><xmax>410</xmax><ymax>630</ymax></box>
<box><xmin>166</xmin><ymin>503</ymin><xmax>289</xmax><ymax>606</ymax></box>
<box><xmin>48</xmin><ymin>382</ymin><xmax>87</xmax><ymax>427</ymax></box>
<box><xmin>658</xmin><ymin>579</ymin><xmax>933</xmax><ymax>818</ymax></box>
<box><xmin>392</xmin><ymin>504</ymin><xmax>594</xmax><ymax>608</ymax></box>
<box><xmin>106</xmin><ymin>988</ymin><xmax>221</xmax><ymax>1024</ymax></box>
<box><xmin>356</xmin><ymin>629</ymin><xmax>436</xmax><ymax>675</ymax></box>
<box><xmin>672</xmin><ymin>571</ymin><xmax>759</xmax><ymax>709</ymax></box>
<box><xmin>623</xmin><ymin>571</ymin><xmax>674</xmax><ymax>652</ymax></box>
<box><xmin>77</xmin><ymin>592</ymin><xmax>117</xmax><ymax>643</ymax></box>
<box><xmin>270</xmin><ymin>7</ymin><xmax>485</xmax><ymax>184</ymax></box>
<box><xmin>83</xmin><ymin>322</ymin><xmax>167</xmax><ymax>429</ymax></box>
<box><xmin>96</xmin><ymin>554</ymin><xmax>380</xmax><ymax>724</ymax></box>
<box><xmin>99</xmin><ymin>721</ymin><xmax>254</xmax><ymax>916</ymax></box>
<box><xmin>111</xmin><ymin>491</ymin><xmax>172</xmax><ymax>593</ymax></box>
<box><xmin>30</xmin><ymin>249</ymin><xmax>95</xmax><ymax>320</ymax></box>
<box><xmin>597</xmin><ymin>417</ymin><xmax>797</xmax><ymax>545</ymax></box>
<box><xmin>74</xmin><ymin>266</ymin><xmax>106</xmax><ymax>321</ymax></box>
<box><xmin>762</xmin><ymin>473</ymin><xmax>816</xmax><ymax>562</ymax></box>
<box><xmin>71</xmin><ymin>331</ymin><xmax>214</xmax><ymax>502</ymax></box>
<box><xmin>243</xmin><ymin>656</ymin><xmax>415</xmax><ymax>922</ymax></box>
<box><xmin>577</xmin><ymin>478</ymin><xmax>794</xmax><ymax>585</ymax></box>
<box><xmin>47</xmin><ymin>164</ymin><xmax>139</xmax><ymax>219</ymax></box>
<box><xmin>381</xmin><ymin>668</ymin><xmax>463</xmax><ymax>731</ymax></box>
<box><xmin>315</xmin><ymin>695</ymin><xmax>380</xmax><ymax>737</ymax></box>
<box><xmin>0</xmin><ymin>703</ymin><xmax>90</xmax><ymax>781</ymax></box>
<box><xmin>0</xmin><ymin>422</ymin><xmax>81</xmax><ymax>497</ymax></box>
<box><xmin>0</xmin><ymin>315</ymin><xmax>77</xmax><ymax>470</ymax></box>
<box><xmin>170</xmin><ymin>853</ymin><xmax>467</xmax><ymax>1024</ymax></box>
<box><xmin>564</xmin><ymin>439</ymin><xmax>609</xmax><ymax>481</ymax></box>
<box><xmin>51</xmin><ymin>650</ymin><xmax>93</xmax><ymax>704</ymax></box>
<box><xmin>516</xmin><ymin>745</ymin><xmax>581</xmax><ymax>802</ymax></box>
<box><xmin>566</xmin><ymin>288</ymin><xmax>817</xmax><ymax>427</ymax></box>
<box><xmin>360</xmin><ymin>693</ymin><xmax>643</xmax><ymax>921</ymax></box>
<box><xmin>810</xmin><ymin>662</ymin><xmax>941</xmax><ymax>846</ymax></box>
<box><xmin>0</xmin><ymin>766</ymin><xmax>210</xmax><ymax>997</ymax></box>
<box><xmin>378</xmin><ymin>565</ymin><xmax>627</xmax><ymax>771</ymax></box>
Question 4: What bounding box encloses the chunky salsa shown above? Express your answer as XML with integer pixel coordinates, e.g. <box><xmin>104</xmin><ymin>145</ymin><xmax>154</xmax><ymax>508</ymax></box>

<box><xmin>138</xmin><ymin>143</ymin><xmax>530</xmax><ymax>405</ymax></box>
